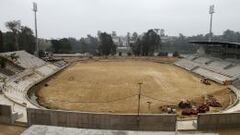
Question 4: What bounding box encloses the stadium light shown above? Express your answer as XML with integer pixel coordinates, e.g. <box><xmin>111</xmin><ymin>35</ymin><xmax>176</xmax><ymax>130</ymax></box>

<box><xmin>33</xmin><ymin>2</ymin><xmax>39</xmax><ymax>57</ymax></box>
<box><xmin>209</xmin><ymin>5</ymin><xmax>215</xmax><ymax>42</ymax></box>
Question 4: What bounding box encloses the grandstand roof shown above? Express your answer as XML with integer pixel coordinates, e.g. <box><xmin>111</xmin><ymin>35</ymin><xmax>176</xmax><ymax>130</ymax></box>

<box><xmin>190</xmin><ymin>41</ymin><xmax>240</xmax><ymax>46</ymax></box>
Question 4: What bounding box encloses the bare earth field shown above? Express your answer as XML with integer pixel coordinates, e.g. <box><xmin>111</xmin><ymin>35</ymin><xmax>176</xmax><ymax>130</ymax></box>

<box><xmin>37</xmin><ymin>59</ymin><xmax>232</xmax><ymax>115</ymax></box>
<box><xmin>0</xmin><ymin>124</ymin><xmax>25</xmax><ymax>135</ymax></box>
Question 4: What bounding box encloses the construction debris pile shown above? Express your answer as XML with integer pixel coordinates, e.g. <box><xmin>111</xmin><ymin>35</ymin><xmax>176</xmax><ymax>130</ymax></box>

<box><xmin>179</xmin><ymin>96</ymin><xmax>222</xmax><ymax>116</ymax></box>
<box><xmin>159</xmin><ymin>105</ymin><xmax>177</xmax><ymax>114</ymax></box>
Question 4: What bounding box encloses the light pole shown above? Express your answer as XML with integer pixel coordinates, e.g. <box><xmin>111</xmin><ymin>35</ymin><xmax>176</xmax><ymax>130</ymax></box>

<box><xmin>33</xmin><ymin>2</ymin><xmax>39</xmax><ymax>57</ymax></box>
<box><xmin>147</xmin><ymin>101</ymin><xmax>152</xmax><ymax>113</ymax></box>
<box><xmin>137</xmin><ymin>81</ymin><xmax>143</xmax><ymax>129</ymax></box>
<box><xmin>209</xmin><ymin>5</ymin><xmax>215</xmax><ymax>42</ymax></box>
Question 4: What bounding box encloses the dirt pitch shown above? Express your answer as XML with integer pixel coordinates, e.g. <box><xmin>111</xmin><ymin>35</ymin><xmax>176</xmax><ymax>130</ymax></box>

<box><xmin>37</xmin><ymin>59</ymin><xmax>233</xmax><ymax>116</ymax></box>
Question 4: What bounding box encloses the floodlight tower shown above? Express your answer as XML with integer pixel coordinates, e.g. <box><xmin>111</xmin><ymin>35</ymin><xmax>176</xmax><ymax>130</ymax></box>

<box><xmin>33</xmin><ymin>2</ymin><xmax>39</xmax><ymax>57</ymax></box>
<box><xmin>209</xmin><ymin>5</ymin><xmax>215</xmax><ymax>42</ymax></box>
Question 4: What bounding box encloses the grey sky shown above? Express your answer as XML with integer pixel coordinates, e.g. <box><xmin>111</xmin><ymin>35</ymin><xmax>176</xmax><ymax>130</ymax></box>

<box><xmin>0</xmin><ymin>0</ymin><xmax>239</xmax><ymax>39</ymax></box>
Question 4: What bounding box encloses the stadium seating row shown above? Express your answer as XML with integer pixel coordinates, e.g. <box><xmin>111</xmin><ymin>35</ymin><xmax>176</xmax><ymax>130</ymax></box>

<box><xmin>175</xmin><ymin>59</ymin><xmax>199</xmax><ymax>71</ymax></box>
<box><xmin>35</xmin><ymin>65</ymin><xmax>56</xmax><ymax>77</ymax></box>
<box><xmin>175</xmin><ymin>55</ymin><xmax>240</xmax><ymax>84</ymax></box>
<box><xmin>192</xmin><ymin>67</ymin><xmax>232</xmax><ymax>84</ymax></box>
<box><xmin>0</xmin><ymin>51</ymin><xmax>62</xmax><ymax>108</ymax></box>
<box><xmin>0</xmin><ymin>51</ymin><xmax>46</xmax><ymax>69</ymax></box>
<box><xmin>233</xmin><ymin>78</ymin><xmax>240</xmax><ymax>90</ymax></box>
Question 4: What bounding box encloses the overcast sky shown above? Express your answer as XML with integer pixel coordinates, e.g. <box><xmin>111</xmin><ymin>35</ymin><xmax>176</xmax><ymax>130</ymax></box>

<box><xmin>0</xmin><ymin>0</ymin><xmax>239</xmax><ymax>39</ymax></box>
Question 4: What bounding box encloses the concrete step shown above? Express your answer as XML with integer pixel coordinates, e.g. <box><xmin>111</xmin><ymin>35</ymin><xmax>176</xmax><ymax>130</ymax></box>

<box><xmin>177</xmin><ymin>120</ymin><xmax>197</xmax><ymax>131</ymax></box>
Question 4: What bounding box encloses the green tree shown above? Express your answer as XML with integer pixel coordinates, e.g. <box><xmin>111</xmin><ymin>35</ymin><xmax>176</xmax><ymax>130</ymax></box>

<box><xmin>85</xmin><ymin>35</ymin><xmax>98</xmax><ymax>55</ymax></box>
<box><xmin>3</xmin><ymin>32</ymin><xmax>15</xmax><ymax>52</ymax></box>
<box><xmin>141</xmin><ymin>29</ymin><xmax>161</xmax><ymax>56</ymax></box>
<box><xmin>220</xmin><ymin>30</ymin><xmax>240</xmax><ymax>42</ymax></box>
<box><xmin>132</xmin><ymin>32</ymin><xmax>138</xmax><ymax>41</ymax></box>
<box><xmin>18</xmin><ymin>26</ymin><xmax>35</xmax><ymax>54</ymax></box>
<box><xmin>51</xmin><ymin>40</ymin><xmax>61</xmax><ymax>53</ymax></box>
<box><xmin>0</xmin><ymin>31</ymin><xmax>3</xmax><ymax>52</ymax></box>
<box><xmin>130</xmin><ymin>38</ymin><xmax>141</xmax><ymax>56</ymax></box>
<box><xmin>79</xmin><ymin>38</ymin><xmax>88</xmax><ymax>53</ymax></box>
<box><xmin>58</xmin><ymin>38</ymin><xmax>72</xmax><ymax>53</ymax></box>
<box><xmin>0</xmin><ymin>57</ymin><xmax>6</xmax><ymax>68</ymax></box>
<box><xmin>131</xmin><ymin>29</ymin><xmax>161</xmax><ymax>56</ymax></box>
<box><xmin>98</xmin><ymin>32</ymin><xmax>116</xmax><ymax>56</ymax></box>
<box><xmin>5</xmin><ymin>20</ymin><xmax>21</xmax><ymax>50</ymax></box>
<box><xmin>68</xmin><ymin>38</ymin><xmax>81</xmax><ymax>53</ymax></box>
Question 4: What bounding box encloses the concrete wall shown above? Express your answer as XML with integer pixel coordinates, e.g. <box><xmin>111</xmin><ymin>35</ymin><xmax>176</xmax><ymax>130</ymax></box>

<box><xmin>0</xmin><ymin>104</ymin><xmax>17</xmax><ymax>124</ymax></box>
<box><xmin>27</xmin><ymin>108</ymin><xmax>176</xmax><ymax>131</ymax></box>
<box><xmin>198</xmin><ymin>113</ymin><xmax>240</xmax><ymax>130</ymax></box>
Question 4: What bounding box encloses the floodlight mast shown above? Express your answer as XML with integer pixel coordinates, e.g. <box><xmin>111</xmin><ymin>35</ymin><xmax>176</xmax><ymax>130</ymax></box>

<box><xmin>33</xmin><ymin>2</ymin><xmax>39</xmax><ymax>57</ymax></box>
<box><xmin>209</xmin><ymin>5</ymin><xmax>215</xmax><ymax>42</ymax></box>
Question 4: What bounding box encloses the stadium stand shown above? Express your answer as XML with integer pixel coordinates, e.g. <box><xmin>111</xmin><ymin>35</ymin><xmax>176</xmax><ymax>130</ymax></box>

<box><xmin>192</xmin><ymin>67</ymin><xmax>232</xmax><ymax>84</ymax></box>
<box><xmin>0</xmin><ymin>51</ymin><xmax>61</xmax><ymax>110</ymax></box>
<box><xmin>0</xmin><ymin>51</ymin><xmax>46</xmax><ymax>69</ymax></box>
<box><xmin>177</xmin><ymin>54</ymin><xmax>240</xmax><ymax>84</ymax></box>
<box><xmin>175</xmin><ymin>59</ymin><xmax>199</xmax><ymax>71</ymax></box>
<box><xmin>233</xmin><ymin>78</ymin><xmax>240</xmax><ymax>90</ymax></box>
<box><xmin>193</xmin><ymin>57</ymin><xmax>212</xmax><ymax>65</ymax></box>
<box><xmin>35</xmin><ymin>65</ymin><xmax>56</xmax><ymax>77</ymax></box>
<box><xmin>185</xmin><ymin>55</ymin><xmax>199</xmax><ymax>61</ymax></box>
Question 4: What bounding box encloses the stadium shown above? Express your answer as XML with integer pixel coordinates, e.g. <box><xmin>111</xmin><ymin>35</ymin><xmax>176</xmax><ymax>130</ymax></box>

<box><xmin>0</xmin><ymin>41</ymin><xmax>240</xmax><ymax>133</ymax></box>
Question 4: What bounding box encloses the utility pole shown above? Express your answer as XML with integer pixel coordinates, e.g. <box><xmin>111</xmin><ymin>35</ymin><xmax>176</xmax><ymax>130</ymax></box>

<box><xmin>33</xmin><ymin>2</ymin><xmax>39</xmax><ymax>57</ymax></box>
<box><xmin>209</xmin><ymin>5</ymin><xmax>215</xmax><ymax>42</ymax></box>
<box><xmin>137</xmin><ymin>82</ymin><xmax>143</xmax><ymax>129</ymax></box>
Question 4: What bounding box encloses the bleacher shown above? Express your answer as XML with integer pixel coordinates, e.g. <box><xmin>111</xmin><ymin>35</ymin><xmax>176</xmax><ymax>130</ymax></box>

<box><xmin>175</xmin><ymin>59</ymin><xmax>199</xmax><ymax>71</ymax></box>
<box><xmin>0</xmin><ymin>51</ymin><xmax>46</xmax><ymax>69</ymax></box>
<box><xmin>185</xmin><ymin>55</ymin><xmax>199</xmax><ymax>61</ymax></box>
<box><xmin>193</xmin><ymin>57</ymin><xmax>212</xmax><ymax>65</ymax></box>
<box><xmin>0</xmin><ymin>51</ymin><xmax>62</xmax><ymax>108</ymax></box>
<box><xmin>233</xmin><ymin>78</ymin><xmax>240</xmax><ymax>90</ymax></box>
<box><xmin>175</xmin><ymin>55</ymin><xmax>240</xmax><ymax>84</ymax></box>
<box><xmin>192</xmin><ymin>67</ymin><xmax>232</xmax><ymax>84</ymax></box>
<box><xmin>35</xmin><ymin>64</ymin><xmax>56</xmax><ymax>77</ymax></box>
<box><xmin>223</xmin><ymin>65</ymin><xmax>240</xmax><ymax>77</ymax></box>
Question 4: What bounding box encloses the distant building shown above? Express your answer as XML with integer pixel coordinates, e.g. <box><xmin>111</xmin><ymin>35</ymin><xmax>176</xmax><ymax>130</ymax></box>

<box><xmin>161</xmin><ymin>36</ymin><xmax>178</xmax><ymax>43</ymax></box>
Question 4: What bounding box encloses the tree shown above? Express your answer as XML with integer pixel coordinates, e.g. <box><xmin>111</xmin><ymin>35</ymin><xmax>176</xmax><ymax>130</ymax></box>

<box><xmin>140</xmin><ymin>29</ymin><xmax>161</xmax><ymax>56</ymax></box>
<box><xmin>221</xmin><ymin>30</ymin><xmax>240</xmax><ymax>42</ymax></box>
<box><xmin>79</xmin><ymin>38</ymin><xmax>88</xmax><ymax>53</ymax></box>
<box><xmin>3</xmin><ymin>32</ymin><xmax>15</xmax><ymax>52</ymax></box>
<box><xmin>132</xmin><ymin>32</ymin><xmax>138</xmax><ymax>41</ymax></box>
<box><xmin>85</xmin><ymin>35</ymin><xmax>98</xmax><ymax>55</ymax></box>
<box><xmin>5</xmin><ymin>20</ymin><xmax>21</xmax><ymax>50</ymax></box>
<box><xmin>18</xmin><ymin>26</ymin><xmax>35</xmax><ymax>54</ymax></box>
<box><xmin>98</xmin><ymin>32</ymin><xmax>116</xmax><ymax>56</ymax></box>
<box><xmin>0</xmin><ymin>31</ymin><xmax>3</xmax><ymax>52</ymax></box>
<box><xmin>130</xmin><ymin>30</ymin><xmax>161</xmax><ymax>56</ymax></box>
<box><xmin>130</xmin><ymin>38</ymin><xmax>141</xmax><ymax>56</ymax></box>
<box><xmin>0</xmin><ymin>57</ymin><xmax>6</xmax><ymax>69</ymax></box>
<box><xmin>58</xmin><ymin>38</ymin><xmax>72</xmax><ymax>53</ymax></box>
<box><xmin>50</xmin><ymin>39</ymin><xmax>72</xmax><ymax>53</ymax></box>
<box><xmin>68</xmin><ymin>38</ymin><xmax>81</xmax><ymax>53</ymax></box>
<box><xmin>51</xmin><ymin>40</ymin><xmax>61</xmax><ymax>53</ymax></box>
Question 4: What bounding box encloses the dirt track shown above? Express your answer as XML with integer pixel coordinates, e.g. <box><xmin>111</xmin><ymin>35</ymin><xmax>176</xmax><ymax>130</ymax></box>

<box><xmin>37</xmin><ymin>59</ymin><xmax>231</xmax><ymax>114</ymax></box>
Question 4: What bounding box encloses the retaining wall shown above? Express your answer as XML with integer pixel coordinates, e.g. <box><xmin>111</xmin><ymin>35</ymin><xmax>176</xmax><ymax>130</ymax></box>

<box><xmin>198</xmin><ymin>113</ymin><xmax>240</xmax><ymax>130</ymax></box>
<box><xmin>27</xmin><ymin>108</ymin><xmax>176</xmax><ymax>131</ymax></box>
<box><xmin>0</xmin><ymin>104</ymin><xmax>17</xmax><ymax>124</ymax></box>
